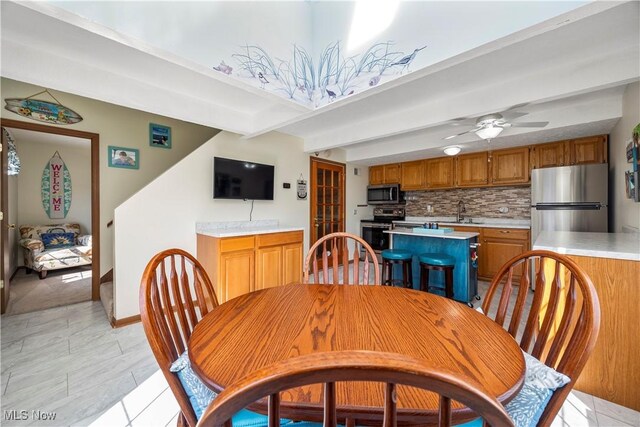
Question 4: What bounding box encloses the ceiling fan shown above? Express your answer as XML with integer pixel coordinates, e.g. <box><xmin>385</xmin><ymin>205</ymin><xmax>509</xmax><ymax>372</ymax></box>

<box><xmin>443</xmin><ymin>111</ymin><xmax>549</xmax><ymax>141</ymax></box>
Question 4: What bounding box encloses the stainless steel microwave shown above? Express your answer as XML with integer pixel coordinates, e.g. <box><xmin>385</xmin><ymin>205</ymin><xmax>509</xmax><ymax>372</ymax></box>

<box><xmin>367</xmin><ymin>184</ymin><xmax>403</xmax><ymax>205</ymax></box>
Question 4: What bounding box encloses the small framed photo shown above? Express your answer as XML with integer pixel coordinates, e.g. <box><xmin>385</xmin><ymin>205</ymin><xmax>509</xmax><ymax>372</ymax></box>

<box><xmin>108</xmin><ymin>146</ymin><xmax>139</xmax><ymax>169</ymax></box>
<box><xmin>149</xmin><ymin>123</ymin><xmax>171</xmax><ymax>149</ymax></box>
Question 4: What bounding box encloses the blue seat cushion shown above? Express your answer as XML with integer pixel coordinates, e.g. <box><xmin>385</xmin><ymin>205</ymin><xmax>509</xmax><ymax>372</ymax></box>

<box><xmin>170</xmin><ymin>351</ymin><xmax>292</xmax><ymax>425</ymax></box>
<box><xmin>381</xmin><ymin>249</ymin><xmax>412</xmax><ymax>260</ymax></box>
<box><xmin>455</xmin><ymin>351</ymin><xmax>569</xmax><ymax>427</ymax></box>
<box><xmin>418</xmin><ymin>253</ymin><xmax>456</xmax><ymax>266</ymax></box>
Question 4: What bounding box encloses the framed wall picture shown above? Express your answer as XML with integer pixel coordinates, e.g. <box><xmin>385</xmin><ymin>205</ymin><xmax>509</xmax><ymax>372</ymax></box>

<box><xmin>108</xmin><ymin>146</ymin><xmax>139</xmax><ymax>169</ymax></box>
<box><xmin>149</xmin><ymin>123</ymin><xmax>171</xmax><ymax>149</ymax></box>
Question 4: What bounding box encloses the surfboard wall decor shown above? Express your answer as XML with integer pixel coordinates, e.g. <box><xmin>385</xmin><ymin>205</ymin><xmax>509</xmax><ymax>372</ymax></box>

<box><xmin>41</xmin><ymin>152</ymin><xmax>72</xmax><ymax>219</ymax></box>
<box><xmin>4</xmin><ymin>89</ymin><xmax>82</xmax><ymax>125</ymax></box>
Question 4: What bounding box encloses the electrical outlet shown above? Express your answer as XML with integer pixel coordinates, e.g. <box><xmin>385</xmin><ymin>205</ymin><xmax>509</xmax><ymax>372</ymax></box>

<box><xmin>427</xmin><ymin>205</ymin><xmax>433</xmax><ymax>213</ymax></box>
<box><xmin>499</xmin><ymin>207</ymin><xmax>509</xmax><ymax>213</ymax></box>
<box><xmin>353</xmin><ymin>209</ymin><xmax>358</xmax><ymax>215</ymax></box>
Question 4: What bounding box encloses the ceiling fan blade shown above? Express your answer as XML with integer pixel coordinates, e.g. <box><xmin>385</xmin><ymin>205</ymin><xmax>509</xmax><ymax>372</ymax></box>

<box><xmin>443</xmin><ymin>128</ymin><xmax>481</xmax><ymax>140</ymax></box>
<box><xmin>449</xmin><ymin>117</ymin><xmax>476</xmax><ymax>126</ymax></box>
<box><xmin>507</xmin><ymin>121</ymin><xmax>549</xmax><ymax>128</ymax></box>
<box><xmin>500</xmin><ymin>111</ymin><xmax>529</xmax><ymax>121</ymax></box>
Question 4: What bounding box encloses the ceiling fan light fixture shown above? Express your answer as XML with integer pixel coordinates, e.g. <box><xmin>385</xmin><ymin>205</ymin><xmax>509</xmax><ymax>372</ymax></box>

<box><xmin>475</xmin><ymin>125</ymin><xmax>503</xmax><ymax>140</ymax></box>
<box><xmin>443</xmin><ymin>145</ymin><xmax>461</xmax><ymax>156</ymax></box>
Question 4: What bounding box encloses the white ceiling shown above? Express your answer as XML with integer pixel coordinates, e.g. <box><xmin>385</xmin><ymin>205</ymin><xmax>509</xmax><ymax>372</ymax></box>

<box><xmin>1</xmin><ymin>1</ymin><xmax>638</xmax><ymax>165</ymax></box>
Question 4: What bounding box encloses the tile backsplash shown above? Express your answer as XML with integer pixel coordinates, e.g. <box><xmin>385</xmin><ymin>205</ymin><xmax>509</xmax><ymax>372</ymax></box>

<box><xmin>405</xmin><ymin>186</ymin><xmax>531</xmax><ymax>219</ymax></box>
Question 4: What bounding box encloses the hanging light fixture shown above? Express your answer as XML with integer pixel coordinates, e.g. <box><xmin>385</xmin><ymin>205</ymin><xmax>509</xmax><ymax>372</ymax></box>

<box><xmin>2</xmin><ymin>127</ymin><xmax>21</xmax><ymax>176</ymax></box>
<box><xmin>475</xmin><ymin>124</ymin><xmax>503</xmax><ymax>140</ymax></box>
<box><xmin>443</xmin><ymin>145</ymin><xmax>461</xmax><ymax>156</ymax></box>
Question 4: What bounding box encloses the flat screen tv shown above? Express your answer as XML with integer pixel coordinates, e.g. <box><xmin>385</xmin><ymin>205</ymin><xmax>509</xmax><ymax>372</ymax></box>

<box><xmin>213</xmin><ymin>157</ymin><xmax>274</xmax><ymax>200</ymax></box>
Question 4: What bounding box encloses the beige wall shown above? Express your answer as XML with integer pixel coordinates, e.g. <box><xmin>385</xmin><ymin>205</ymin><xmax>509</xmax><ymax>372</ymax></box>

<box><xmin>16</xmin><ymin>137</ymin><xmax>91</xmax><ymax>234</ymax></box>
<box><xmin>114</xmin><ymin>131</ymin><xmax>370</xmax><ymax>319</ymax></box>
<box><xmin>1</xmin><ymin>77</ymin><xmax>221</xmax><ymax>275</ymax></box>
<box><xmin>610</xmin><ymin>82</ymin><xmax>640</xmax><ymax>232</ymax></box>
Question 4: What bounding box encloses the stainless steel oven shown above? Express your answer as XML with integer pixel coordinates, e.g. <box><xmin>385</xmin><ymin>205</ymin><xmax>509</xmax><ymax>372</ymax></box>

<box><xmin>360</xmin><ymin>221</ymin><xmax>392</xmax><ymax>252</ymax></box>
<box><xmin>360</xmin><ymin>207</ymin><xmax>405</xmax><ymax>256</ymax></box>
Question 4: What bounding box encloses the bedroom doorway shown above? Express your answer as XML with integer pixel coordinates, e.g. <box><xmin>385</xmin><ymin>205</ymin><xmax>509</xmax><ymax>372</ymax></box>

<box><xmin>0</xmin><ymin>119</ymin><xmax>100</xmax><ymax>315</ymax></box>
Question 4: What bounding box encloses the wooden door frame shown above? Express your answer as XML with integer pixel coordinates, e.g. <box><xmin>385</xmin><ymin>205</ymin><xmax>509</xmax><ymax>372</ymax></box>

<box><xmin>0</xmin><ymin>118</ymin><xmax>101</xmax><ymax>303</ymax></box>
<box><xmin>1</xmin><ymin>127</ymin><xmax>9</xmax><ymax>313</ymax></box>
<box><xmin>309</xmin><ymin>157</ymin><xmax>346</xmax><ymax>249</ymax></box>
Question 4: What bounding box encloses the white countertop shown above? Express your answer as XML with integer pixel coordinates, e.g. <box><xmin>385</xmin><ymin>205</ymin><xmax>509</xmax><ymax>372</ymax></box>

<box><xmin>395</xmin><ymin>217</ymin><xmax>530</xmax><ymax>230</ymax></box>
<box><xmin>533</xmin><ymin>231</ymin><xmax>640</xmax><ymax>261</ymax></box>
<box><xmin>196</xmin><ymin>220</ymin><xmax>304</xmax><ymax>238</ymax></box>
<box><xmin>385</xmin><ymin>229</ymin><xmax>479</xmax><ymax>240</ymax></box>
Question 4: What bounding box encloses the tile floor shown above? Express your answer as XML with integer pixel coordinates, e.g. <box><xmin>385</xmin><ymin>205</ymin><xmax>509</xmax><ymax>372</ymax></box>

<box><xmin>1</xmin><ymin>298</ymin><xmax>639</xmax><ymax>426</ymax></box>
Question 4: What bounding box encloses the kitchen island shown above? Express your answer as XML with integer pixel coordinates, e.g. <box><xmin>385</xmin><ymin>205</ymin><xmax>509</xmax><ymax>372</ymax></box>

<box><xmin>533</xmin><ymin>231</ymin><xmax>640</xmax><ymax>412</ymax></box>
<box><xmin>385</xmin><ymin>229</ymin><xmax>479</xmax><ymax>304</ymax></box>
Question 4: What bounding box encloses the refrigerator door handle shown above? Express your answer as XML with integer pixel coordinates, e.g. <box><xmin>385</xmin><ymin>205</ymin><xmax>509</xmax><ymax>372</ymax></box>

<box><xmin>532</xmin><ymin>203</ymin><xmax>603</xmax><ymax>210</ymax></box>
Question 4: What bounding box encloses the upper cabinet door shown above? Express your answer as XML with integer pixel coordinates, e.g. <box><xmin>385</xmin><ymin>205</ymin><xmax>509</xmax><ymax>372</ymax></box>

<box><xmin>383</xmin><ymin>164</ymin><xmax>401</xmax><ymax>184</ymax></box>
<box><xmin>425</xmin><ymin>157</ymin><xmax>455</xmax><ymax>189</ymax></box>
<box><xmin>490</xmin><ymin>147</ymin><xmax>530</xmax><ymax>185</ymax></box>
<box><xmin>570</xmin><ymin>135</ymin><xmax>607</xmax><ymax>165</ymax></box>
<box><xmin>401</xmin><ymin>160</ymin><xmax>426</xmax><ymax>190</ymax></box>
<box><xmin>533</xmin><ymin>141</ymin><xmax>568</xmax><ymax>168</ymax></box>
<box><xmin>456</xmin><ymin>152</ymin><xmax>489</xmax><ymax>187</ymax></box>
<box><xmin>369</xmin><ymin>165</ymin><xmax>384</xmax><ymax>185</ymax></box>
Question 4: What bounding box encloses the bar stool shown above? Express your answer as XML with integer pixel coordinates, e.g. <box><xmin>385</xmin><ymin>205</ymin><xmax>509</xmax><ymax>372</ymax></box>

<box><xmin>418</xmin><ymin>253</ymin><xmax>455</xmax><ymax>299</ymax></box>
<box><xmin>381</xmin><ymin>249</ymin><xmax>413</xmax><ymax>288</ymax></box>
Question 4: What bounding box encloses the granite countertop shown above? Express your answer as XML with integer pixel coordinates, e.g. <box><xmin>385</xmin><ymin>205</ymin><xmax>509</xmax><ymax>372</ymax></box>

<box><xmin>385</xmin><ymin>229</ymin><xmax>479</xmax><ymax>240</ymax></box>
<box><xmin>533</xmin><ymin>231</ymin><xmax>640</xmax><ymax>261</ymax></box>
<box><xmin>196</xmin><ymin>220</ymin><xmax>304</xmax><ymax>238</ymax></box>
<box><xmin>394</xmin><ymin>217</ymin><xmax>531</xmax><ymax>230</ymax></box>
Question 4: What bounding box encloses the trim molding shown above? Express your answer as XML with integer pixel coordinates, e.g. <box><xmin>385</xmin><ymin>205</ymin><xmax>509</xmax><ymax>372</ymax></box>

<box><xmin>0</xmin><ymin>118</ymin><xmax>101</xmax><ymax>302</ymax></box>
<box><xmin>100</xmin><ymin>269</ymin><xmax>113</xmax><ymax>284</ymax></box>
<box><xmin>111</xmin><ymin>314</ymin><xmax>141</xmax><ymax>328</ymax></box>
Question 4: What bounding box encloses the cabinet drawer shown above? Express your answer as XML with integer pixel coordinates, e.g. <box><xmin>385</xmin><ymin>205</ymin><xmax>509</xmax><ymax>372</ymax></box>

<box><xmin>220</xmin><ymin>236</ymin><xmax>255</xmax><ymax>252</ymax></box>
<box><xmin>257</xmin><ymin>231</ymin><xmax>303</xmax><ymax>248</ymax></box>
<box><xmin>483</xmin><ymin>228</ymin><xmax>529</xmax><ymax>241</ymax></box>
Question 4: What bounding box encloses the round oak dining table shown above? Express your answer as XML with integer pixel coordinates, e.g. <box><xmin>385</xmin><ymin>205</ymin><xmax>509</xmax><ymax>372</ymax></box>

<box><xmin>188</xmin><ymin>284</ymin><xmax>525</xmax><ymax>426</ymax></box>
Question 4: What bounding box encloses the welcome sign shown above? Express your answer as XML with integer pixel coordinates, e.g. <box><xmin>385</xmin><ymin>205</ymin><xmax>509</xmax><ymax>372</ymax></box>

<box><xmin>41</xmin><ymin>152</ymin><xmax>72</xmax><ymax>219</ymax></box>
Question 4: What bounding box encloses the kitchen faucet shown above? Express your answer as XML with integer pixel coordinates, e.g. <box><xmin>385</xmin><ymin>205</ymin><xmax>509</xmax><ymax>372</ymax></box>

<box><xmin>457</xmin><ymin>200</ymin><xmax>466</xmax><ymax>223</ymax></box>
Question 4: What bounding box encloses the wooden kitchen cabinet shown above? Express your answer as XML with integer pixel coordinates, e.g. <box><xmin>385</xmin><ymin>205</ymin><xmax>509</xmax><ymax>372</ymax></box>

<box><xmin>532</xmin><ymin>141</ymin><xmax>568</xmax><ymax>169</ymax></box>
<box><xmin>425</xmin><ymin>157</ymin><xmax>455</xmax><ymax>189</ymax></box>
<box><xmin>480</xmin><ymin>228</ymin><xmax>530</xmax><ymax>282</ymax></box>
<box><xmin>369</xmin><ymin>163</ymin><xmax>400</xmax><ymax>185</ymax></box>
<box><xmin>490</xmin><ymin>147</ymin><xmax>530</xmax><ymax>185</ymax></box>
<box><xmin>570</xmin><ymin>135</ymin><xmax>607</xmax><ymax>165</ymax></box>
<box><xmin>383</xmin><ymin>164</ymin><xmax>401</xmax><ymax>183</ymax></box>
<box><xmin>198</xmin><ymin>230</ymin><xmax>303</xmax><ymax>302</ymax></box>
<box><xmin>369</xmin><ymin>165</ymin><xmax>384</xmax><ymax>185</ymax></box>
<box><xmin>400</xmin><ymin>160</ymin><xmax>426</xmax><ymax>190</ymax></box>
<box><xmin>256</xmin><ymin>232</ymin><xmax>303</xmax><ymax>290</ymax></box>
<box><xmin>456</xmin><ymin>152</ymin><xmax>489</xmax><ymax>187</ymax></box>
<box><xmin>533</xmin><ymin>135</ymin><xmax>607</xmax><ymax>169</ymax></box>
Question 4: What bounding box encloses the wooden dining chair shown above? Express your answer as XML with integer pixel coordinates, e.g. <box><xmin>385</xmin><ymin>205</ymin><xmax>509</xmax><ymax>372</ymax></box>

<box><xmin>303</xmin><ymin>232</ymin><xmax>380</xmax><ymax>285</ymax></box>
<box><xmin>197</xmin><ymin>350</ymin><xmax>514</xmax><ymax>427</ymax></box>
<box><xmin>481</xmin><ymin>250</ymin><xmax>600</xmax><ymax>427</ymax></box>
<box><xmin>140</xmin><ymin>248</ymin><xmax>220</xmax><ymax>427</ymax></box>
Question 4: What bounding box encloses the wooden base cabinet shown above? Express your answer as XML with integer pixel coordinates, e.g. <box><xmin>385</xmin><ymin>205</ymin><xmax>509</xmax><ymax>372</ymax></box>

<box><xmin>478</xmin><ymin>228</ymin><xmax>530</xmax><ymax>281</ymax></box>
<box><xmin>197</xmin><ymin>230</ymin><xmax>303</xmax><ymax>303</ymax></box>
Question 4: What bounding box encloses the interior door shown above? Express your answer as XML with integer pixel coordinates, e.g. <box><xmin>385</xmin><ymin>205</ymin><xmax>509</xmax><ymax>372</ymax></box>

<box><xmin>310</xmin><ymin>158</ymin><xmax>345</xmax><ymax>253</ymax></box>
<box><xmin>1</xmin><ymin>128</ymin><xmax>10</xmax><ymax>313</ymax></box>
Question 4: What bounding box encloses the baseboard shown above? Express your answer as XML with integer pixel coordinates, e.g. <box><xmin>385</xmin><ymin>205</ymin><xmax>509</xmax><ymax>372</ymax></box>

<box><xmin>111</xmin><ymin>314</ymin><xmax>141</xmax><ymax>328</ymax></box>
<box><xmin>9</xmin><ymin>266</ymin><xmax>25</xmax><ymax>281</ymax></box>
<box><xmin>100</xmin><ymin>269</ymin><xmax>113</xmax><ymax>284</ymax></box>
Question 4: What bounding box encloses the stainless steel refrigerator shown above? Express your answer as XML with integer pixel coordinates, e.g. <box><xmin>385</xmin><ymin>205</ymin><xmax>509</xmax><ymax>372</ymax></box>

<box><xmin>531</xmin><ymin>163</ymin><xmax>608</xmax><ymax>247</ymax></box>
